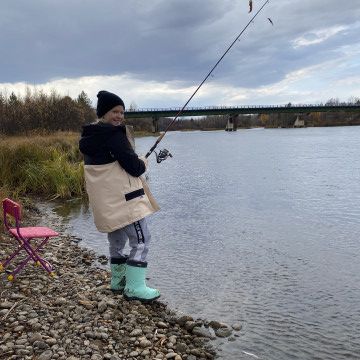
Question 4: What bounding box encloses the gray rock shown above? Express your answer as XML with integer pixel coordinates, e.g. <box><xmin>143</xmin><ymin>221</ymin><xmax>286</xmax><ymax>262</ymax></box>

<box><xmin>0</xmin><ymin>301</ymin><xmax>14</xmax><ymax>309</ymax></box>
<box><xmin>192</xmin><ymin>326</ymin><xmax>215</xmax><ymax>339</ymax></box>
<box><xmin>91</xmin><ymin>354</ymin><xmax>102</xmax><ymax>360</ymax></box>
<box><xmin>15</xmin><ymin>338</ymin><xmax>28</xmax><ymax>345</ymax></box>
<box><xmin>157</xmin><ymin>321</ymin><xmax>168</xmax><ymax>328</ymax></box>
<box><xmin>176</xmin><ymin>342</ymin><xmax>188</xmax><ymax>354</ymax></box>
<box><xmin>177</xmin><ymin>315</ymin><xmax>193</xmax><ymax>326</ymax></box>
<box><xmin>141</xmin><ymin>349</ymin><xmax>150</xmax><ymax>356</ymax></box>
<box><xmin>98</xmin><ymin>301</ymin><xmax>107</xmax><ymax>313</ymax></box>
<box><xmin>110</xmin><ymin>356</ymin><xmax>121</xmax><ymax>360</ymax></box>
<box><xmin>190</xmin><ymin>348</ymin><xmax>203</xmax><ymax>357</ymax></box>
<box><xmin>13</xmin><ymin>325</ymin><xmax>25</xmax><ymax>332</ymax></box>
<box><xmin>187</xmin><ymin>355</ymin><xmax>197</xmax><ymax>360</ymax></box>
<box><xmin>38</xmin><ymin>350</ymin><xmax>53</xmax><ymax>360</ymax></box>
<box><xmin>184</xmin><ymin>321</ymin><xmax>197</xmax><ymax>331</ymax></box>
<box><xmin>5</xmin><ymin>341</ymin><xmax>14</xmax><ymax>349</ymax></box>
<box><xmin>16</xmin><ymin>349</ymin><xmax>31</xmax><ymax>356</ymax></box>
<box><xmin>215</xmin><ymin>327</ymin><xmax>232</xmax><ymax>338</ymax></box>
<box><xmin>46</xmin><ymin>338</ymin><xmax>57</xmax><ymax>345</ymax></box>
<box><xmin>166</xmin><ymin>353</ymin><xmax>178</xmax><ymax>359</ymax></box>
<box><xmin>33</xmin><ymin>340</ymin><xmax>49</xmax><ymax>350</ymax></box>
<box><xmin>130</xmin><ymin>328</ymin><xmax>142</xmax><ymax>336</ymax></box>
<box><xmin>54</xmin><ymin>297</ymin><xmax>67</xmax><ymax>306</ymax></box>
<box><xmin>232</xmin><ymin>323</ymin><xmax>242</xmax><ymax>331</ymax></box>
<box><xmin>168</xmin><ymin>335</ymin><xmax>177</xmax><ymax>343</ymax></box>
<box><xmin>140</xmin><ymin>339</ymin><xmax>152</xmax><ymax>348</ymax></box>
<box><xmin>208</xmin><ymin>320</ymin><xmax>228</xmax><ymax>329</ymax></box>
<box><xmin>3</xmin><ymin>333</ymin><xmax>11</xmax><ymax>341</ymax></box>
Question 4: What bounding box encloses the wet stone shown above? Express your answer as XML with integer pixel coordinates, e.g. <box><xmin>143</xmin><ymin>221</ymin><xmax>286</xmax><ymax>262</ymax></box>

<box><xmin>187</xmin><ymin>355</ymin><xmax>197</xmax><ymax>360</ymax></box>
<box><xmin>184</xmin><ymin>321</ymin><xmax>197</xmax><ymax>331</ymax></box>
<box><xmin>209</xmin><ymin>320</ymin><xmax>228</xmax><ymax>329</ymax></box>
<box><xmin>215</xmin><ymin>327</ymin><xmax>232</xmax><ymax>338</ymax></box>
<box><xmin>192</xmin><ymin>327</ymin><xmax>215</xmax><ymax>339</ymax></box>
<box><xmin>232</xmin><ymin>323</ymin><xmax>242</xmax><ymax>331</ymax></box>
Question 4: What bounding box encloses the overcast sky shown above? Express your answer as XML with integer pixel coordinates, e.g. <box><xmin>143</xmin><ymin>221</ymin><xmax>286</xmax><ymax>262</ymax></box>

<box><xmin>1</xmin><ymin>0</ymin><xmax>359</xmax><ymax>108</ymax></box>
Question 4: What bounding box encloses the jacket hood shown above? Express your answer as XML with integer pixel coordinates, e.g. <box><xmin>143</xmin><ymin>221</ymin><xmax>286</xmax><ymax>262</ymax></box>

<box><xmin>79</xmin><ymin>122</ymin><xmax>125</xmax><ymax>155</ymax></box>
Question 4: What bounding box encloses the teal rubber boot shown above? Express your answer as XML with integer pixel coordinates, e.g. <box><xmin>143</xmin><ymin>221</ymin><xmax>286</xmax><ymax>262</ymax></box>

<box><xmin>110</xmin><ymin>257</ymin><xmax>127</xmax><ymax>293</ymax></box>
<box><xmin>124</xmin><ymin>261</ymin><xmax>161</xmax><ymax>302</ymax></box>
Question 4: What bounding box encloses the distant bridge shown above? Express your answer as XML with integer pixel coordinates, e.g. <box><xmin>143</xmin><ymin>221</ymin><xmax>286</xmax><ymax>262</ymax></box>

<box><xmin>125</xmin><ymin>104</ymin><xmax>360</xmax><ymax>118</ymax></box>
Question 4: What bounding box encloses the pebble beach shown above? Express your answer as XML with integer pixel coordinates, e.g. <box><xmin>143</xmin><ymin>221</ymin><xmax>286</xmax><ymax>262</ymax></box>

<box><xmin>0</xmin><ymin>209</ymin><xmax>242</xmax><ymax>360</ymax></box>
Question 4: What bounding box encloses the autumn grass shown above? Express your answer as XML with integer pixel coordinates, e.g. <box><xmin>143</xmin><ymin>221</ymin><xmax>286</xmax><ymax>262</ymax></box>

<box><xmin>0</xmin><ymin>132</ymin><xmax>85</xmax><ymax>202</ymax></box>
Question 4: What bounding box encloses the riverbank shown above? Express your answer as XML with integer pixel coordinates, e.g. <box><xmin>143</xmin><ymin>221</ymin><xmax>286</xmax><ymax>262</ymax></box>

<box><xmin>0</xmin><ymin>206</ymin><xmax>241</xmax><ymax>360</ymax></box>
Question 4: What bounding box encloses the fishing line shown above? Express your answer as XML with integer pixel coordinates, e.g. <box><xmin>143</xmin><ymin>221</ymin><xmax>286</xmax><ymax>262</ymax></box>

<box><xmin>145</xmin><ymin>0</ymin><xmax>270</xmax><ymax>160</ymax></box>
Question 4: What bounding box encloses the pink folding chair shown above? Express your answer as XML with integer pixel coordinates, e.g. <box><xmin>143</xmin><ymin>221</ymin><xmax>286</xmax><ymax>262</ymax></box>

<box><xmin>0</xmin><ymin>198</ymin><xmax>59</xmax><ymax>281</ymax></box>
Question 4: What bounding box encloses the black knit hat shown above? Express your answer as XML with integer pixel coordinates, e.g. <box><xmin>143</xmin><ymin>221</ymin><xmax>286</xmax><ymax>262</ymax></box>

<box><xmin>96</xmin><ymin>90</ymin><xmax>125</xmax><ymax>118</ymax></box>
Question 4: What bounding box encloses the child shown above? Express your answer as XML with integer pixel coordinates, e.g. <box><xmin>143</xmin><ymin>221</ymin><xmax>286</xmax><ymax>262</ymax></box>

<box><xmin>79</xmin><ymin>90</ymin><xmax>160</xmax><ymax>302</ymax></box>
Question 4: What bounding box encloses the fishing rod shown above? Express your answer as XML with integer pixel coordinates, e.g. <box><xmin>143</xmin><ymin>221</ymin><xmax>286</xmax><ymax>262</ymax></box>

<box><xmin>145</xmin><ymin>0</ymin><xmax>270</xmax><ymax>161</ymax></box>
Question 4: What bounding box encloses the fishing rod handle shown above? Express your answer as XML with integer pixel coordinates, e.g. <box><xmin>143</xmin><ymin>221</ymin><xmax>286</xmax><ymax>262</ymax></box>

<box><xmin>145</xmin><ymin>146</ymin><xmax>156</xmax><ymax>158</ymax></box>
<box><xmin>145</xmin><ymin>133</ymin><xmax>165</xmax><ymax>158</ymax></box>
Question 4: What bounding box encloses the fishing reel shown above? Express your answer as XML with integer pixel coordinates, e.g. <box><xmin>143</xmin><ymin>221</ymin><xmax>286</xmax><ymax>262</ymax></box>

<box><xmin>154</xmin><ymin>148</ymin><xmax>173</xmax><ymax>163</ymax></box>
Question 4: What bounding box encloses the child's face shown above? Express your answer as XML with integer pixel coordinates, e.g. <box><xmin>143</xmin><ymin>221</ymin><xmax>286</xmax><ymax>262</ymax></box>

<box><xmin>102</xmin><ymin>105</ymin><xmax>125</xmax><ymax>126</ymax></box>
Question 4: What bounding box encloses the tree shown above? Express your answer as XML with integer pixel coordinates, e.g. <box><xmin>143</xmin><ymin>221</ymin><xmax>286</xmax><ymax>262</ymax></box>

<box><xmin>77</xmin><ymin>91</ymin><xmax>96</xmax><ymax>123</ymax></box>
<box><xmin>325</xmin><ymin>98</ymin><xmax>340</xmax><ymax>106</ymax></box>
<box><xmin>77</xmin><ymin>91</ymin><xmax>92</xmax><ymax>107</ymax></box>
<box><xmin>128</xmin><ymin>101</ymin><xmax>138</xmax><ymax>111</ymax></box>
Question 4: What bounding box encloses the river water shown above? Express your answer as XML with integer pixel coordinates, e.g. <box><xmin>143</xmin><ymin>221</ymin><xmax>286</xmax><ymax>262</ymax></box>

<box><xmin>52</xmin><ymin>126</ymin><xmax>360</xmax><ymax>360</ymax></box>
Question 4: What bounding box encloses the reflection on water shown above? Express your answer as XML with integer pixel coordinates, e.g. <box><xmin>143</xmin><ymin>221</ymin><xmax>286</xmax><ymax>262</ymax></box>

<box><xmin>50</xmin><ymin>127</ymin><xmax>360</xmax><ymax>360</ymax></box>
<box><xmin>52</xmin><ymin>198</ymin><xmax>88</xmax><ymax>218</ymax></box>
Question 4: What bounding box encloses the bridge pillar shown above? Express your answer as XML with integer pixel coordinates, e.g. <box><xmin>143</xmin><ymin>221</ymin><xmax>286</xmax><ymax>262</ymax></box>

<box><xmin>294</xmin><ymin>114</ymin><xmax>305</xmax><ymax>128</ymax></box>
<box><xmin>152</xmin><ymin>116</ymin><xmax>159</xmax><ymax>133</ymax></box>
<box><xmin>225</xmin><ymin>114</ymin><xmax>238</xmax><ymax>131</ymax></box>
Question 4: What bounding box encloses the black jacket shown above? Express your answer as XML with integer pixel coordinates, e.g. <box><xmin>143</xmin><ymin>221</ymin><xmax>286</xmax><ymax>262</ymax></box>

<box><xmin>79</xmin><ymin>122</ymin><xmax>146</xmax><ymax>177</ymax></box>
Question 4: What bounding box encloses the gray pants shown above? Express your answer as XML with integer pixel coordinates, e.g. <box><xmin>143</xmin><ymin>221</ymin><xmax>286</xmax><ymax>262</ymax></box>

<box><xmin>107</xmin><ymin>218</ymin><xmax>151</xmax><ymax>263</ymax></box>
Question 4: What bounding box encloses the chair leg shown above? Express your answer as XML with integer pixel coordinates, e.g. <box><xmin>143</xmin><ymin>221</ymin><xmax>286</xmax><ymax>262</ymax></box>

<box><xmin>1</xmin><ymin>247</ymin><xmax>29</xmax><ymax>273</ymax></box>
<box><xmin>1</xmin><ymin>238</ymin><xmax>38</xmax><ymax>271</ymax></box>
<box><xmin>1</xmin><ymin>248</ymin><xmax>23</xmax><ymax>270</ymax></box>
<box><xmin>22</xmin><ymin>237</ymin><xmax>52</xmax><ymax>270</ymax></box>
<box><xmin>5</xmin><ymin>237</ymin><xmax>55</xmax><ymax>280</ymax></box>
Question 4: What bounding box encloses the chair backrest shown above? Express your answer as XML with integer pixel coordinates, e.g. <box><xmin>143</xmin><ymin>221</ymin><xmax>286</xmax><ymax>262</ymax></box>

<box><xmin>2</xmin><ymin>198</ymin><xmax>22</xmax><ymax>230</ymax></box>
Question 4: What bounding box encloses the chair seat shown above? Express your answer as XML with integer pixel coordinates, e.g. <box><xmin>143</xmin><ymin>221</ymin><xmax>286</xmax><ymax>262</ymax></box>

<box><xmin>10</xmin><ymin>226</ymin><xmax>59</xmax><ymax>239</ymax></box>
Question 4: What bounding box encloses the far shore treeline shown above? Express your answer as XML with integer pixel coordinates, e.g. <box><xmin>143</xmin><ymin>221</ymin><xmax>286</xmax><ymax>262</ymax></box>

<box><xmin>0</xmin><ymin>89</ymin><xmax>96</xmax><ymax>135</ymax></box>
<box><xmin>0</xmin><ymin>89</ymin><xmax>360</xmax><ymax>205</ymax></box>
<box><xmin>1</xmin><ymin>89</ymin><xmax>360</xmax><ymax>136</ymax></box>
